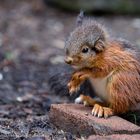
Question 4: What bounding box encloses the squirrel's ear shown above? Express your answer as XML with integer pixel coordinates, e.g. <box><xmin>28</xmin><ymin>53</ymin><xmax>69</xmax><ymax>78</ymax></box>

<box><xmin>94</xmin><ymin>39</ymin><xmax>106</xmax><ymax>52</ymax></box>
<box><xmin>76</xmin><ymin>10</ymin><xmax>84</xmax><ymax>27</ymax></box>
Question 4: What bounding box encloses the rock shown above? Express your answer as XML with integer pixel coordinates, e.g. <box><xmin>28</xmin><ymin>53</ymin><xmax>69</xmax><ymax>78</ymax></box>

<box><xmin>49</xmin><ymin>104</ymin><xmax>140</xmax><ymax>137</ymax></box>
<box><xmin>88</xmin><ymin>134</ymin><xmax>140</xmax><ymax>140</ymax></box>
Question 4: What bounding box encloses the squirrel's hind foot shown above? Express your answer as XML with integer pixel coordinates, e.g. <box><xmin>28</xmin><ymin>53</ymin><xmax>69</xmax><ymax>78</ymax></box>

<box><xmin>74</xmin><ymin>95</ymin><xmax>114</xmax><ymax>118</ymax></box>
<box><xmin>92</xmin><ymin>104</ymin><xmax>114</xmax><ymax>118</ymax></box>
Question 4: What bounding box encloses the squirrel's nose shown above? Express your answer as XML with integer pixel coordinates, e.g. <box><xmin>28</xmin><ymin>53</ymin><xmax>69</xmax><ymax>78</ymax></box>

<box><xmin>65</xmin><ymin>57</ymin><xmax>73</xmax><ymax>64</ymax></box>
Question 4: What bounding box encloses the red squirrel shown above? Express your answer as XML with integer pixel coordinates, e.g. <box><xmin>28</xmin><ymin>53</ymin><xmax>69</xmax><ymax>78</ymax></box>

<box><xmin>64</xmin><ymin>12</ymin><xmax>140</xmax><ymax>118</ymax></box>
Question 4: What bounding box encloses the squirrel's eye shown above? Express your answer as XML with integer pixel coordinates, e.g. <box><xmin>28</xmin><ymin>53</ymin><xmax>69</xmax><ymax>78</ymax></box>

<box><xmin>82</xmin><ymin>47</ymin><xmax>89</xmax><ymax>53</ymax></box>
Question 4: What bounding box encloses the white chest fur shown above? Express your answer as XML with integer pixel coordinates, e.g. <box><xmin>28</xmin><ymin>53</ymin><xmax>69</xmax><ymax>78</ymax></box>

<box><xmin>89</xmin><ymin>74</ymin><xmax>111</xmax><ymax>102</ymax></box>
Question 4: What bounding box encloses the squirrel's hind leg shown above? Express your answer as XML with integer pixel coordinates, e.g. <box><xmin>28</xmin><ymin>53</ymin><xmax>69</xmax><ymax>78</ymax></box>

<box><xmin>75</xmin><ymin>94</ymin><xmax>96</xmax><ymax>106</ymax></box>
<box><xmin>75</xmin><ymin>94</ymin><xmax>104</xmax><ymax>106</ymax></box>
<box><xmin>75</xmin><ymin>94</ymin><xmax>114</xmax><ymax>118</ymax></box>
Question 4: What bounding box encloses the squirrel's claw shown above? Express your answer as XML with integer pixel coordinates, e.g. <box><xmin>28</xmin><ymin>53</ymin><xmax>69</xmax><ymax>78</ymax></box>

<box><xmin>69</xmin><ymin>85</ymin><xmax>80</xmax><ymax>95</ymax></box>
<box><xmin>67</xmin><ymin>79</ymin><xmax>80</xmax><ymax>95</ymax></box>
<box><xmin>69</xmin><ymin>87</ymin><xmax>75</xmax><ymax>94</ymax></box>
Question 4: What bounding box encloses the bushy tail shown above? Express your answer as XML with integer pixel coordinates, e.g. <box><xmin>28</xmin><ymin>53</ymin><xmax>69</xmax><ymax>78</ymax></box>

<box><xmin>47</xmin><ymin>63</ymin><xmax>72</xmax><ymax>96</ymax></box>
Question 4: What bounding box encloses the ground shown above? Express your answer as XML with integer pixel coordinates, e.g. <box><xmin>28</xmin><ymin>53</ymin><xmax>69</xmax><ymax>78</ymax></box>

<box><xmin>0</xmin><ymin>0</ymin><xmax>140</xmax><ymax>139</ymax></box>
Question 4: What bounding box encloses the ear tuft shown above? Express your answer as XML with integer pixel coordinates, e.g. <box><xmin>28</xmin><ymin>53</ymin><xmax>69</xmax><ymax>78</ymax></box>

<box><xmin>76</xmin><ymin>10</ymin><xmax>84</xmax><ymax>27</ymax></box>
<box><xmin>94</xmin><ymin>40</ymin><xmax>105</xmax><ymax>52</ymax></box>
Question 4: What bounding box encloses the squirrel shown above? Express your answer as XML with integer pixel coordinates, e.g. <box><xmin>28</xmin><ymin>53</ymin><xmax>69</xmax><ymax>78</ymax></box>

<box><xmin>64</xmin><ymin>11</ymin><xmax>140</xmax><ymax>118</ymax></box>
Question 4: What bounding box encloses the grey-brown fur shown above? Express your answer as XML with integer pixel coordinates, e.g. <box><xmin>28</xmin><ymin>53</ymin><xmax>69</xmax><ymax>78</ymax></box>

<box><xmin>65</xmin><ymin>13</ymin><xmax>108</xmax><ymax>56</ymax></box>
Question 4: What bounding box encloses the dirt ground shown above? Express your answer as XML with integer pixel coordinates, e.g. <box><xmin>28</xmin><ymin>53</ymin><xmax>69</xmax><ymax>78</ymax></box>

<box><xmin>0</xmin><ymin>0</ymin><xmax>140</xmax><ymax>139</ymax></box>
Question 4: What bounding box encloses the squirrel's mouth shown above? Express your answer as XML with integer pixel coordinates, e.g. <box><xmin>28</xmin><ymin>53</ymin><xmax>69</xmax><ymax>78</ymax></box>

<box><xmin>71</xmin><ymin>64</ymin><xmax>82</xmax><ymax>70</ymax></box>
<box><xmin>72</xmin><ymin>65</ymin><xmax>79</xmax><ymax>69</ymax></box>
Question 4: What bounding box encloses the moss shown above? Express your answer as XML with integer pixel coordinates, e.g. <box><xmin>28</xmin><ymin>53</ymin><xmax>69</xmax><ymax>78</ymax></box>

<box><xmin>120</xmin><ymin>111</ymin><xmax>140</xmax><ymax>126</ymax></box>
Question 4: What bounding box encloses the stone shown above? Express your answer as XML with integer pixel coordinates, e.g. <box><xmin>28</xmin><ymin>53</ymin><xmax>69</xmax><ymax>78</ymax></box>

<box><xmin>88</xmin><ymin>134</ymin><xmax>140</xmax><ymax>140</ymax></box>
<box><xmin>49</xmin><ymin>104</ymin><xmax>140</xmax><ymax>137</ymax></box>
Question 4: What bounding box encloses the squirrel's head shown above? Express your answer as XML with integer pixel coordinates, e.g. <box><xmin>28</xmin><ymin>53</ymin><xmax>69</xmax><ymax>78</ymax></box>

<box><xmin>64</xmin><ymin>12</ymin><xmax>108</xmax><ymax>69</ymax></box>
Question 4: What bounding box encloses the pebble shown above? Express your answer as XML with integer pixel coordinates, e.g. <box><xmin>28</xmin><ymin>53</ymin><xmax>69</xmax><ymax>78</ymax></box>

<box><xmin>0</xmin><ymin>73</ymin><xmax>3</xmax><ymax>80</ymax></box>
<box><xmin>85</xmin><ymin>113</ymin><xmax>89</xmax><ymax>116</ymax></box>
<box><xmin>52</xmin><ymin>39</ymin><xmax>64</xmax><ymax>49</ymax></box>
<box><xmin>132</xmin><ymin>18</ymin><xmax>140</xmax><ymax>29</ymax></box>
<box><xmin>50</xmin><ymin>55</ymin><xmax>65</xmax><ymax>64</ymax></box>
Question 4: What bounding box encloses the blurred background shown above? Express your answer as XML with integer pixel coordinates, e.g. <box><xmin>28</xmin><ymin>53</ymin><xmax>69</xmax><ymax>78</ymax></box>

<box><xmin>0</xmin><ymin>0</ymin><xmax>140</xmax><ymax>139</ymax></box>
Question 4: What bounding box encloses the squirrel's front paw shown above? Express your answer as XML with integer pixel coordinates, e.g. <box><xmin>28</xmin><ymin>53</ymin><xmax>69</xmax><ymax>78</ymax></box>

<box><xmin>68</xmin><ymin>80</ymin><xmax>80</xmax><ymax>94</ymax></box>
<box><xmin>68</xmin><ymin>72</ymin><xmax>86</xmax><ymax>94</ymax></box>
